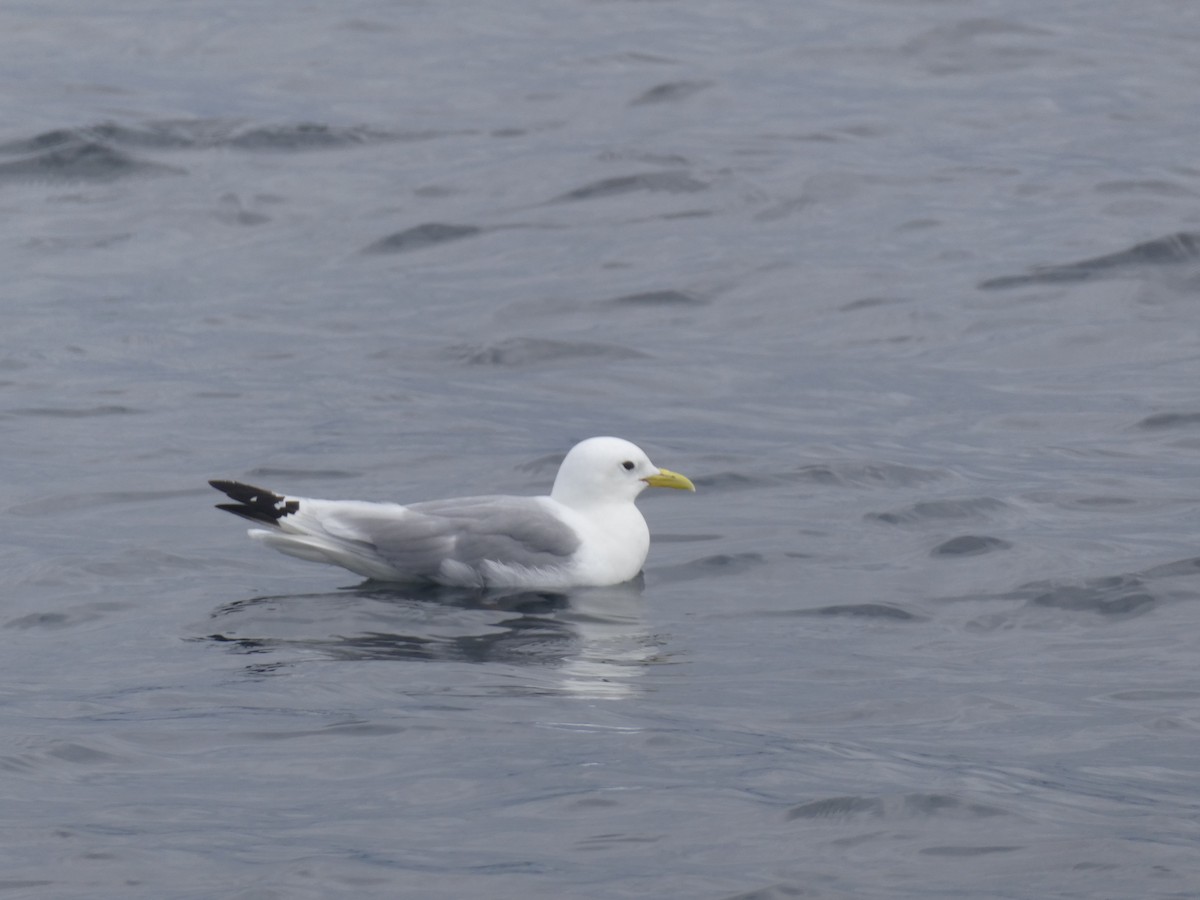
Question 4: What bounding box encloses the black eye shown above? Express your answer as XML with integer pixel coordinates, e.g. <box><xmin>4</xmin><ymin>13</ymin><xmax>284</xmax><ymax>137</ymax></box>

<box><xmin>622</xmin><ymin>460</ymin><xmax>635</xmax><ymax>471</ymax></box>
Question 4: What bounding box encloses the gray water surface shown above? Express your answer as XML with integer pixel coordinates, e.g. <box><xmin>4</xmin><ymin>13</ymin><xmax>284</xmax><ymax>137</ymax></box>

<box><xmin>5</xmin><ymin>1</ymin><xmax>1200</xmax><ymax>897</ymax></box>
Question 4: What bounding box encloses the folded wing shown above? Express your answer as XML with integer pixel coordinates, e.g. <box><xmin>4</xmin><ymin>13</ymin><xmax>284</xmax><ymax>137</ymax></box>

<box><xmin>210</xmin><ymin>480</ymin><xmax>582</xmax><ymax>585</ymax></box>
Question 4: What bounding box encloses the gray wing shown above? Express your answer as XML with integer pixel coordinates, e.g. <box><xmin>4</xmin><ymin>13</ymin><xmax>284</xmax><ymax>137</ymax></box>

<box><xmin>355</xmin><ymin>495</ymin><xmax>581</xmax><ymax>576</ymax></box>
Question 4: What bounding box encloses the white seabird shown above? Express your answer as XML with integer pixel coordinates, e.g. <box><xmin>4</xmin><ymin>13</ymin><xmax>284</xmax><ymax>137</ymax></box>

<box><xmin>209</xmin><ymin>436</ymin><xmax>695</xmax><ymax>589</ymax></box>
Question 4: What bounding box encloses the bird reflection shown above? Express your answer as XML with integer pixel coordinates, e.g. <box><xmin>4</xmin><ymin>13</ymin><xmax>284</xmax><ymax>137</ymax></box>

<box><xmin>202</xmin><ymin>576</ymin><xmax>659</xmax><ymax>698</ymax></box>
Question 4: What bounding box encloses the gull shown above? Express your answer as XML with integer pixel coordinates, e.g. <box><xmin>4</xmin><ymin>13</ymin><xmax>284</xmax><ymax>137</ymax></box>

<box><xmin>209</xmin><ymin>436</ymin><xmax>694</xmax><ymax>589</ymax></box>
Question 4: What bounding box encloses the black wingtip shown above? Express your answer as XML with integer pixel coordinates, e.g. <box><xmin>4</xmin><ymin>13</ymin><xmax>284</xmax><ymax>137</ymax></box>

<box><xmin>209</xmin><ymin>479</ymin><xmax>299</xmax><ymax>525</ymax></box>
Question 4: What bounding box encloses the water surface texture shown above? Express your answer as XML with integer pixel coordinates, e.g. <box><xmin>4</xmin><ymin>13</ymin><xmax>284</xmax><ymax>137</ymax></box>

<box><xmin>5</xmin><ymin>1</ymin><xmax>1200</xmax><ymax>897</ymax></box>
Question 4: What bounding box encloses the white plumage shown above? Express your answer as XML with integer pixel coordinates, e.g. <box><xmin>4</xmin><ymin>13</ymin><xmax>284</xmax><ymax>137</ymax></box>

<box><xmin>210</xmin><ymin>436</ymin><xmax>694</xmax><ymax>589</ymax></box>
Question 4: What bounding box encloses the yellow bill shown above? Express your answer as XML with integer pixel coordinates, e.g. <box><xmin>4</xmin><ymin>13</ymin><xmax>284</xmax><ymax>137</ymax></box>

<box><xmin>642</xmin><ymin>468</ymin><xmax>696</xmax><ymax>492</ymax></box>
